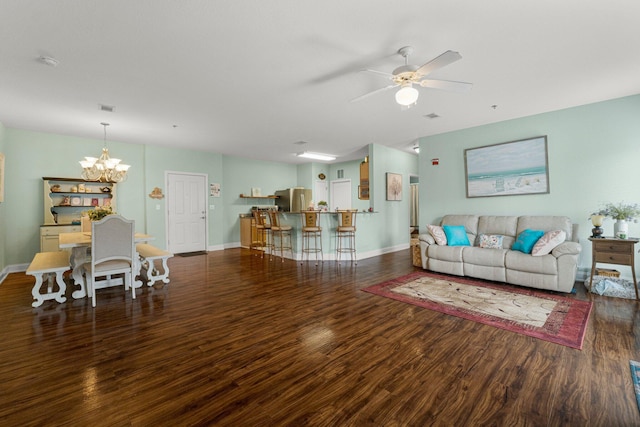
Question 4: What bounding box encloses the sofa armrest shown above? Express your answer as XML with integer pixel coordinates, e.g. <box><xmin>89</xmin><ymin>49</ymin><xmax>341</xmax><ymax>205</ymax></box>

<box><xmin>551</xmin><ymin>241</ymin><xmax>582</xmax><ymax>257</ymax></box>
<box><xmin>419</xmin><ymin>233</ymin><xmax>435</xmax><ymax>245</ymax></box>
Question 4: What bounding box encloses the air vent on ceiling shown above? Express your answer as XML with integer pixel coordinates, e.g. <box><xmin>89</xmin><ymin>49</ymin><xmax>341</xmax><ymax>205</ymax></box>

<box><xmin>100</xmin><ymin>104</ymin><xmax>115</xmax><ymax>113</ymax></box>
<box><xmin>424</xmin><ymin>113</ymin><xmax>440</xmax><ymax>119</ymax></box>
<box><xmin>294</xmin><ymin>140</ymin><xmax>308</xmax><ymax>146</ymax></box>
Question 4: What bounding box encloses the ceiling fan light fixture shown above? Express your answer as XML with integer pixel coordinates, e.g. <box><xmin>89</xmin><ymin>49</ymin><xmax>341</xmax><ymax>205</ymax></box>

<box><xmin>296</xmin><ymin>152</ymin><xmax>336</xmax><ymax>161</ymax></box>
<box><xmin>395</xmin><ymin>84</ymin><xmax>419</xmax><ymax>106</ymax></box>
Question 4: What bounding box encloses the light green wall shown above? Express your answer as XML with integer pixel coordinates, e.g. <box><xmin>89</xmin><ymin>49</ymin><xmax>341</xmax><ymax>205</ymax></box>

<box><xmin>418</xmin><ymin>94</ymin><xmax>640</xmax><ymax>271</ymax></box>
<box><xmin>143</xmin><ymin>145</ymin><xmax>224</xmax><ymax>249</ymax></box>
<box><xmin>221</xmin><ymin>155</ymin><xmax>298</xmax><ymax>245</ymax></box>
<box><xmin>371</xmin><ymin>144</ymin><xmax>419</xmax><ymax>250</ymax></box>
<box><xmin>0</xmin><ymin>123</ymin><xmax>6</xmax><ymax>273</ymax></box>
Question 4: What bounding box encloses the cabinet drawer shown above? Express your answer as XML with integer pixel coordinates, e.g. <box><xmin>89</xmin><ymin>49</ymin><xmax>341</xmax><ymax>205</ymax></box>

<box><xmin>595</xmin><ymin>252</ymin><xmax>633</xmax><ymax>265</ymax></box>
<box><xmin>592</xmin><ymin>242</ymin><xmax>631</xmax><ymax>254</ymax></box>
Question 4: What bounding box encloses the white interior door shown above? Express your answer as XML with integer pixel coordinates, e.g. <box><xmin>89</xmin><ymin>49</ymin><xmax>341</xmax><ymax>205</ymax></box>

<box><xmin>330</xmin><ymin>179</ymin><xmax>352</xmax><ymax>211</ymax></box>
<box><xmin>167</xmin><ymin>172</ymin><xmax>207</xmax><ymax>254</ymax></box>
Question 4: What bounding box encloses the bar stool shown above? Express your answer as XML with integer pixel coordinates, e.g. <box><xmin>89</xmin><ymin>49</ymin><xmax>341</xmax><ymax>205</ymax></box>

<box><xmin>336</xmin><ymin>209</ymin><xmax>357</xmax><ymax>264</ymax></box>
<box><xmin>251</xmin><ymin>210</ymin><xmax>272</xmax><ymax>259</ymax></box>
<box><xmin>300</xmin><ymin>210</ymin><xmax>323</xmax><ymax>265</ymax></box>
<box><xmin>268</xmin><ymin>210</ymin><xmax>293</xmax><ymax>262</ymax></box>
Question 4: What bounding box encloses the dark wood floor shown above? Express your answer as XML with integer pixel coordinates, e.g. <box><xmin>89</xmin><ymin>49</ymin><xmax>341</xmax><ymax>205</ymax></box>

<box><xmin>1</xmin><ymin>249</ymin><xmax>639</xmax><ymax>426</ymax></box>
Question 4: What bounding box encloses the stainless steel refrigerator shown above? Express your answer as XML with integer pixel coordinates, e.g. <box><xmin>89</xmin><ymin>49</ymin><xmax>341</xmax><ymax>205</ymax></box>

<box><xmin>274</xmin><ymin>188</ymin><xmax>312</xmax><ymax>212</ymax></box>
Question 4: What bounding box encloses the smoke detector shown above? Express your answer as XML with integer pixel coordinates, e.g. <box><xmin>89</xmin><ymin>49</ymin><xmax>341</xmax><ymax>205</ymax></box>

<box><xmin>38</xmin><ymin>55</ymin><xmax>59</xmax><ymax>67</ymax></box>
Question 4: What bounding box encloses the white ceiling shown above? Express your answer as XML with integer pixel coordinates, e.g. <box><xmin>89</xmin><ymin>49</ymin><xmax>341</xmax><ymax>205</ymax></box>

<box><xmin>1</xmin><ymin>1</ymin><xmax>639</xmax><ymax>164</ymax></box>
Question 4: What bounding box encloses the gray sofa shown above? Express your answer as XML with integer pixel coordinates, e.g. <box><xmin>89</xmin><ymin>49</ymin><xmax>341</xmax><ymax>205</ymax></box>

<box><xmin>418</xmin><ymin>215</ymin><xmax>581</xmax><ymax>293</ymax></box>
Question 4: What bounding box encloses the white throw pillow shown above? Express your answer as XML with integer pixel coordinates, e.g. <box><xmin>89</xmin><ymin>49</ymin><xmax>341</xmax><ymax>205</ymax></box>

<box><xmin>531</xmin><ymin>230</ymin><xmax>566</xmax><ymax>256</ymax></box>
<box><xmin>427</xmin><ymin>224</ymin><xmax>447</xmax><ymax>245</ymax></box>
<box><xmin>479</xmin><ymin>234</ymin><xmax>504</xmax><ymax>249</ymax></box>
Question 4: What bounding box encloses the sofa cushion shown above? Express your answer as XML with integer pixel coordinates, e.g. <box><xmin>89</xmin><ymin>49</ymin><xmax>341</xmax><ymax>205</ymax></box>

<box><xmin>441</xmin><ymin>215</ymin><xmax>479</xmax><ymax>246</ymax></box>
<box><xmin>463</xmin><ymin>246</ymin><xmax>507</xmax><ymax>267</ymax></box>
<box><xmin>479</xmin><ymin>234</ymin><xmax>504</xmax><ymax>249</ymax></box>
<box><xmin>505</xmin><ymin>250</ymin><xmax>558</xmax><ymax>275</ymax></box>
<box><xmin>531</xmin><ymin>230</ymin><xmax>566</xmax><ymax>256</ymax></box>
<box><xmin>512</xmin><ymin>229</ymin><xmax>544</xmax><ymax>254</ymax></box>
<box><xmin>427</xmin><ymin>245</ymin><xmax>465</xmax><ymax>263</ymax></box>
<box><xmin>443</xmin><ymin>225</ymin><xmax>471</xmax><ymax>246</ymax></box>
<box><xmin>477</xmin><ymin>216</ymin><xmax>518</xmax><ymax>248</ymax></box>
<box><xmin>517</xmin><ymin>216</ymin><xmax>573</xmax><ymax>241</ymax></box>
<box><xmin>427</xmin><ymin>224</ymin><xmax>447</xmax><ymax>245</ymax></box>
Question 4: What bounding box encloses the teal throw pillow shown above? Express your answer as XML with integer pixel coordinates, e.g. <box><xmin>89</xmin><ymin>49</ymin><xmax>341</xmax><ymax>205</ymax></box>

<box><xmin>442</xmin><ymin>225</ymin><xmax>471</xmax><ymax>246</ymax></box>
<box><xmin>512</xmin><ymin>229</ymin><xmax>545</xmax><ymax>254</ymax></box>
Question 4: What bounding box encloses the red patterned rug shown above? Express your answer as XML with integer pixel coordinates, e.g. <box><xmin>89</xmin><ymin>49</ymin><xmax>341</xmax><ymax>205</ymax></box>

<box><xmin>363</xmin><ymin>271</ymin><xmax>592</xmax><ymax>349</ymax></box>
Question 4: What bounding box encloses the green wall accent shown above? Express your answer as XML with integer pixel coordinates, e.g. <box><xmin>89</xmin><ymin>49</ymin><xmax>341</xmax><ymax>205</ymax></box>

<box><xmin>0</xmin><ymin>122</ymin><xmax>6</xmax><ymax>273</ymax></box>
<box><xmin>418</xmin><ymin>94</ymin><xmax>640</xmax><ymax>271</ymax></box>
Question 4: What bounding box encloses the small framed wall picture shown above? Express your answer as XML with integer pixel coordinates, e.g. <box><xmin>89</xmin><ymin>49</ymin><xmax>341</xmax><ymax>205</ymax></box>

<box><xmin>210</xmin><ymin>183</ymin><xmax>221</xmax><ymax>197</ymax></box>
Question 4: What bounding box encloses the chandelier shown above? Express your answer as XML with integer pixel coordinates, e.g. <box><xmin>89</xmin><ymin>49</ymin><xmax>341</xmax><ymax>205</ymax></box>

<box><xmin>79</xmin><ymin>122</ymin><xmax>130</xmax><ymax>183</ymax></box>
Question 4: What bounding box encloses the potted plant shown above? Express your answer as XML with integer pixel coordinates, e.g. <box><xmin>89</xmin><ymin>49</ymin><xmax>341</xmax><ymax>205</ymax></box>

<box><xmin>85</xmin><ymin>206</ymin><xmax>115</xmax><ymax>221</ymax></box>
<box><xmin>317</xmin><ymin>200</ymin><xmax>328</xmax><ymax>212</ymax></box>
<box><xmin>591</xmin><ymin>202</ymin><xmax>640</xmax><ymax>239</ymax></box>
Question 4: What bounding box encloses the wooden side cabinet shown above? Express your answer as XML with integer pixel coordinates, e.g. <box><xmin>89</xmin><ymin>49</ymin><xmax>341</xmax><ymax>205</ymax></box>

<box><xmin>589</xmin><ymin>237</ymin><xmax>639</xmax><ymax>299</ymax></box>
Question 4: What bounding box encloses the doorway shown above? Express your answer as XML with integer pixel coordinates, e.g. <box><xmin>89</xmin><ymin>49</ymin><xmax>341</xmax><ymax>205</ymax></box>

<box><xmin>166</xmin><ymin>172</ymin><xmax>208</xmax><ymax>254</ymax></box>
<box><xmin>330</xmin><ymin>179</ymin><xmax>352</xmax><ymax>211</ymax></box>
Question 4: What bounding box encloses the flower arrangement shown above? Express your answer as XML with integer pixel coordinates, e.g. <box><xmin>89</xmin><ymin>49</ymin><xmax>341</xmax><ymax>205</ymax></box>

<box><xmin>591</xmin><ymin>202</ymin><xmax>640</xmax><ymax>222</ymax></box>
<box><xmin>85</xmin><ymin>206</ymin><xmax>115</xmax><ymax>221</ymax></box>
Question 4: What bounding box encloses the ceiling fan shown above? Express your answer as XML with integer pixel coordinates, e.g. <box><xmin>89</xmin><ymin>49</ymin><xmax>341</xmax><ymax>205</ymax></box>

<box><xmin>351</xmin><ymin>46</ymin><xmax>472</xmax><ymax>107</ymax></box>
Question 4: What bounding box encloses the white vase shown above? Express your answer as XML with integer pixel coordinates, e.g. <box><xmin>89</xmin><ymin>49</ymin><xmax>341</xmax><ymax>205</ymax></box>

<box><xmin>614</xmin><ymin>219</ymin><xmax>629</xmax><ymax>239</ymax></box>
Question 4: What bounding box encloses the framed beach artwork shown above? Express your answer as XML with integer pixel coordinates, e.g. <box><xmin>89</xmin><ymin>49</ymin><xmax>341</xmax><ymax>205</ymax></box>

<box><xmin>386</xmin><ymin>172</ymin><xmax>402</xmax><ymax>201</ymax></box>
<box><xmin>464</xmin><ymin>136</ymin><xmax>549</xmax><ymax>198</ymax></box>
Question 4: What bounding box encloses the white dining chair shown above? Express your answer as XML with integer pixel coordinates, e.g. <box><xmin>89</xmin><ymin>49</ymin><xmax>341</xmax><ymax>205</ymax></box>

<box><xmin>82</xmin><ymin>215</ymin><xmax>136</xmax><ymax>307</ymax></box>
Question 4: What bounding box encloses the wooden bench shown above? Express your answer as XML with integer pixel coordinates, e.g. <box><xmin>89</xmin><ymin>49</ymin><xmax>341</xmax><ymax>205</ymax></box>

<box><xmin>136</xmin><ymin>243</ymin><xmax>173</xmax><ymax>286</ymax></box>
<box><xmin>26</xmin><ymin>251</ymin><xmax>71</xmax><ymax>308</ymax></box>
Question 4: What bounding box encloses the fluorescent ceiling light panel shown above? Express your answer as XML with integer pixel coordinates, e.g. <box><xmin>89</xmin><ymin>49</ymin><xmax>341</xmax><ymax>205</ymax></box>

<box><xmin>296</xmin><ymin>152</ymin><xmax>336</xmax><ymax>161</ymax></box>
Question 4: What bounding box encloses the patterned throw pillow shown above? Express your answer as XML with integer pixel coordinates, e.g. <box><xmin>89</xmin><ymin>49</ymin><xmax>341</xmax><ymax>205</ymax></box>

<box><xmin>512</xmin><ymin>229</ymin><xmax>545</xmax><ymax>254</ymax></box>
<box><xmin>442</xmin><ymin>225</ymin><xmax>471</xmax><ymax>246</ymax></box>
<box><xmin>427</xmin><ymin>224</ymin><xmax>447</xmax><ymax>245</ymax></box>
<box><xmin>531</xmin><ymin>230</ymin><xmax>567</xmax><ymax>256</ymax></box>
<box><xmin>479</xmin><ymin>234</ymin><xmax>504</xmax><ymax>249</ymax></box>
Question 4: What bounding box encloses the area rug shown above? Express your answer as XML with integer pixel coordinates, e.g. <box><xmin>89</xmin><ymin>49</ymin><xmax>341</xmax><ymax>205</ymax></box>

<box><xmin>630</xmin><ymin>361</ymin><xmax>640</xmax><ymax>413</ymax></box>
<box><xmin>363</xmin><ymin>272</ymin><xmax>592</xmax><ymax>349</ymax></box>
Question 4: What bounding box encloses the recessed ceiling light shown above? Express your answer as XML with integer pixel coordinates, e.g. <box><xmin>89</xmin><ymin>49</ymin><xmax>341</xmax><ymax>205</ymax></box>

<box><xmin>296</xmin><ymin>152</ymin><xmax>336</xmax><ymax>161</ymax></box>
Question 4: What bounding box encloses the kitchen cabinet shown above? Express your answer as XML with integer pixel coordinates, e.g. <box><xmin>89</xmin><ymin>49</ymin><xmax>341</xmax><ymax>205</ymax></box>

<box><xmin>40</xmin><ymin>224</ymin><xmax>81</xmax><ymax>252</ymax></box>
<box><xmin>43</xmin><ymin>177</ymin><xmax>116</xmax><ymax>225</ymax></box>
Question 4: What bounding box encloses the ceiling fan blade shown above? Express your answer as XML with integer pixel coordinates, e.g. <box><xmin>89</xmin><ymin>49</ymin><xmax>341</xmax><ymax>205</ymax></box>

<box><xmin>418</xmin><ymin>79</ymin><xmax>473</xmax><ymax>93</ymax></box>
<box><xmin>362</xmin><ymin>68</ymin><xmax>394</xmax><ymax>79</ymax></box>
<box><xmin>350</xmin><ymin>84</ymin><xmax>397</xmax><ymax>103</ymax></box>
<box><xmin>415</xmin><ymin>50</ymin><xmax>462</xmax><ymax>77</ymax></box>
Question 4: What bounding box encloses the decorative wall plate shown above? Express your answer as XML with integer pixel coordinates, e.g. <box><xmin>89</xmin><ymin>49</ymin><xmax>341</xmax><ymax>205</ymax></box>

<box><xmin>318</xmin><ymin>173</ymin><xmax>326</xmax><ymax>180</ymax></box>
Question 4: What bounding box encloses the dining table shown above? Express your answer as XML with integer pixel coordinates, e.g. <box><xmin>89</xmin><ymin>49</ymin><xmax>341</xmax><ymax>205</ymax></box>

<box><xmin>58</xmin><ymin>231</ymin><xmax>154</xmax><ymax>299</ymax></box>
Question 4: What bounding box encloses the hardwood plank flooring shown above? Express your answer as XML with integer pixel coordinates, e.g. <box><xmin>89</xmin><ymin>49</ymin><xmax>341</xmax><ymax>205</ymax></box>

<box><xmin>1</xmin><ymin>249</ymin><xmax>639</xmax><ymax>426</ymax></box>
